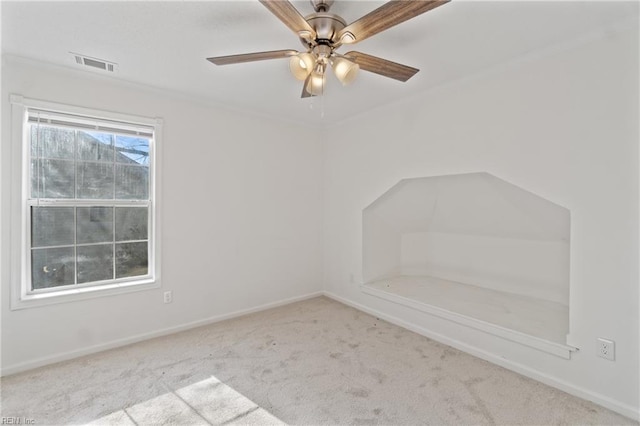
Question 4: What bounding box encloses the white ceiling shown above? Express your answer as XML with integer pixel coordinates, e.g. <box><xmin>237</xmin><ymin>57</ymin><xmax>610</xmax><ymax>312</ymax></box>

<box><xmin>2</xmin><ymin>1</ymin><xmax>638</xmax><ymax>125</ymax></box>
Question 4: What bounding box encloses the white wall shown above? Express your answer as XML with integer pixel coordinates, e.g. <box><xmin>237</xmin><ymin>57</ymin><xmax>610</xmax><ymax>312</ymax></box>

<box><xmin>1</xmin><ymin>57</ymin><xmax>323</xmax><ymax>373</ymax></box>
<box><xmin>362</xmin><ymin>212</ymin><xmax>402</xmax><ymax>281</ymax></box>
<box><xmin>323</xmin><ymin>25</ymin><xmax>639</xmax><ymax>418</ymax></box>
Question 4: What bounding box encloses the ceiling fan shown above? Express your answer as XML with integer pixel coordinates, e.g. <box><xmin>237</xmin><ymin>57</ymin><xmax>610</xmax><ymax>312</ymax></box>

<box><xmin>207</xmin><ymin>0</ymin><xmax>449</xmax><ymax>97</ymax></box>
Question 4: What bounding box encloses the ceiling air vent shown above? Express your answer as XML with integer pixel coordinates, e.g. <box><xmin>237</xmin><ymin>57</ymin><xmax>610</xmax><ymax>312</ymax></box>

<box><xmin>71</xmin><ymin>53</ymin><xmax>117</xmax><ymax>72</ymax></box>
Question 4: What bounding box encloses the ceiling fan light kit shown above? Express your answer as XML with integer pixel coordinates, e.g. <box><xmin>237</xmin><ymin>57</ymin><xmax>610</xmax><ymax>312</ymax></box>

<box><xmin>307</xmin><ymin>62</ymin><xmax>326</xmax><ymax>96</ymax></box>
<box><xmin>290</xmin><ymin>52</ymin><xmax>316</xmax><ymax>80</ymax></box>
<box><xmin>207</xmin><ymin>0</ymin><xmax>450</xmax><ymax>98</ymax></box>
<box><xmin>331</xmin><ymin>56</ymin><xmax>359</xmax><ymax>86</ymax></box>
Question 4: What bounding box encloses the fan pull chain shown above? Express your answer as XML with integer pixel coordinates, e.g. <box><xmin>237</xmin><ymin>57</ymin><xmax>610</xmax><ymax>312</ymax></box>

<box><xmin>307</xmin><ymin>94</ymin><xmax>326</xmax><ymax>119</ymax></box>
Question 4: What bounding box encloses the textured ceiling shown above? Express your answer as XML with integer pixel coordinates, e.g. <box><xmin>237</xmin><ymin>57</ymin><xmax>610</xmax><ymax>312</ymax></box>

<box><xmin>2</xmin><ymin>1</ymin><xmax>638</xmax><ymax>125</ymax></box>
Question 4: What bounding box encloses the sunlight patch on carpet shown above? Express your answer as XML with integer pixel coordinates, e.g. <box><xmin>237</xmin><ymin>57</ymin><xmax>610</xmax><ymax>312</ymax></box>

<box><xmin>87</xmin><ymin>376</ymin><xmax>285</xmax><ymax>425</ymax></box>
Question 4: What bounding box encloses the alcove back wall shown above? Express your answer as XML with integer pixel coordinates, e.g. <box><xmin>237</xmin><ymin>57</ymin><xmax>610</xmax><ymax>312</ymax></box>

<box><xmin>363</xmin><ymin>173</ymin><xmax>570</xmax><ymax>304</ymax></box>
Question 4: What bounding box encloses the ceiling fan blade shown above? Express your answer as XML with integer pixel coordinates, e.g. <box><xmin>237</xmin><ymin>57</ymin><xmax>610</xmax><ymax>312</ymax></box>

<box><xmin>344</xmin><ymin>51</ymin><xmax>419</xmax><ymax>82</ymax></box>
<box><xmin>259</xmin><ymin>0</ymin><xmax>316</xmax><ymax>40</ymax></box>
<box><xmin>337</xmin><ymin>0</ymin><xmax>449</xmax><ymax>45</ymax></box>
<box><xmin>207</xmin><ymin>49</ymin><xmax>298</xmax><ymax>65</ymax></box>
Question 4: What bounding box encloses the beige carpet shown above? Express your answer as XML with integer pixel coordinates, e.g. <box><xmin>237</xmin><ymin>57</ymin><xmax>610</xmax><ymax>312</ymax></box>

<box><xmin>1</xmin><ymin>296</ymin><xmax>636</xmax><ymax>425</ymax></box>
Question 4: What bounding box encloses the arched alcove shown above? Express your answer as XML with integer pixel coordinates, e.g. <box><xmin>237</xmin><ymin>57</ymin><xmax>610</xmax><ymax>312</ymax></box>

<box><xmin>362</xmin><ymin>172</ymin><xmax>574</xmax><ymax>357</ymax></box>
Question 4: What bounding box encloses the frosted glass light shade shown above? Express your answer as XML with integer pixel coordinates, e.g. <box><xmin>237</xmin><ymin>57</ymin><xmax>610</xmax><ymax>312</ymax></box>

<box><xmin>332</xmin><ymin>56</ymin><xmax>359</xmax><ymax>86</ymax></box>
<box><xmin>289</xmin><ymin>53</ymin><xmax>315</xmax><ymax>81</ymax></box>
<box><xmin>306</xmin><ymin>69</ymin><xmax>325</xmax><ymax>96</ymax></box>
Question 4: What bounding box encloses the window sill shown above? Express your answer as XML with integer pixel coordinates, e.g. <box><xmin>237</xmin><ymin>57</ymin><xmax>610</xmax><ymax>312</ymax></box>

<box><xmin>11</xmin><ymin>279</ymin><xmax>161</xmax><ymax>310</ymax></box>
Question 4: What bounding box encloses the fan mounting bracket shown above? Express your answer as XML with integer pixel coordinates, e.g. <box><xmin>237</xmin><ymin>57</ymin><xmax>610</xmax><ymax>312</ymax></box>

<box><xmin>310</xmin><ymin>0</ymin><xmax>334</xmax><ymax>13</ymax></box>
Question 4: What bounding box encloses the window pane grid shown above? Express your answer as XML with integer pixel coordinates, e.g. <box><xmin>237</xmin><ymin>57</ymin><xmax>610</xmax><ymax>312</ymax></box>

<box><xmin>73</xmin><ymin>204</ymin><xmax>78</xmax><ymax>286</ymax></box>
<box><xmin>31</xmin><ymin>239</ymin><xmax>148</xmax><ymax>249</ymax></box>
<box><xmin>112</xmin><ymin>209</ymin><xmax>117</xmax><ymax>279</ymax></box>
<box><xmin>32</xmin><ymin>244</ymin><xmax>76</xmax><ymax>250</ymax></box>
<box><xmin>112</xmin><ymin>140</ymin><xmax>116</xmax><ymax>200</ymax></box>
<box><xmin>27</xmin><ymin>118</ymin><xmax>152</xmax><ymax>293</ymax></box>
<box><xmin>25</xmin><ymin>271</ymin><xmax>152</xmax><ymax>295</ymax></box>
<box><xmin>32</xmin><ymin>157</ymin><xmax>125</xmax><ymax>165</ymax></box>
<box><xmin>29</xmin><ymin>205</ymin><xmax>150</xmax><ymax>291</ymax></box>
<box><xmin>28</xmin><ymin>200</ymin><xmax>149</xmax><ymax>206</ymax></box>
<box><xmin>29</xmin><ymin>125</ymin><xmax>149</xmax><ymax>202</ymax></box>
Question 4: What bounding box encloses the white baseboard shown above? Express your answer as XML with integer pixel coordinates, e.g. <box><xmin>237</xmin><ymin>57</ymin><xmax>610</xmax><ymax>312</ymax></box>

<box><xmin>323</xmin><ymin>291</ymin><xmax>640</xmax><ymax>422</ymax></box>
<box><xmin>0</xmin><ymin>291</ymin><xmax>323</xmax><ymax>377</ymax></box>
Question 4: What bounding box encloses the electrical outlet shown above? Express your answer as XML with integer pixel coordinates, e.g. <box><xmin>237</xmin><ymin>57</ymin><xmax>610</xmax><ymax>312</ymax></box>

<box><xmin>597</xmin><ymin>338</ymin><xmax>615</xmax><ymax>361</ymax></box>
<box><xmin>163</xmin><ymin>291</ymin><xmax>172</xmax><ymax>304</ymax></box>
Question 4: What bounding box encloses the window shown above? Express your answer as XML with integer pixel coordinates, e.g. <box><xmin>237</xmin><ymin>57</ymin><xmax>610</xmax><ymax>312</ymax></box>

<box><xmin>10</xmin><ymin>96</ymin><xmax>162</xmax><ymax>308</ymax></box>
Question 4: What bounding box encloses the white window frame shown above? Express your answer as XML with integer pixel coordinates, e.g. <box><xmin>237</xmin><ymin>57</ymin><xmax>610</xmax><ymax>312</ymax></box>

<box><xmin>10</xmin><ymin>95</ymin><xmax>162</xmax><ymax>310</ymax></box>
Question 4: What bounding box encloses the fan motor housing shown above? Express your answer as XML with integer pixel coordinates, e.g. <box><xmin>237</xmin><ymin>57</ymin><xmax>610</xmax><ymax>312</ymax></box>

<box><xmin>302</xmin><ymin>13</ymin><xmax>346</xmax><ymax>48</ymax></box>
